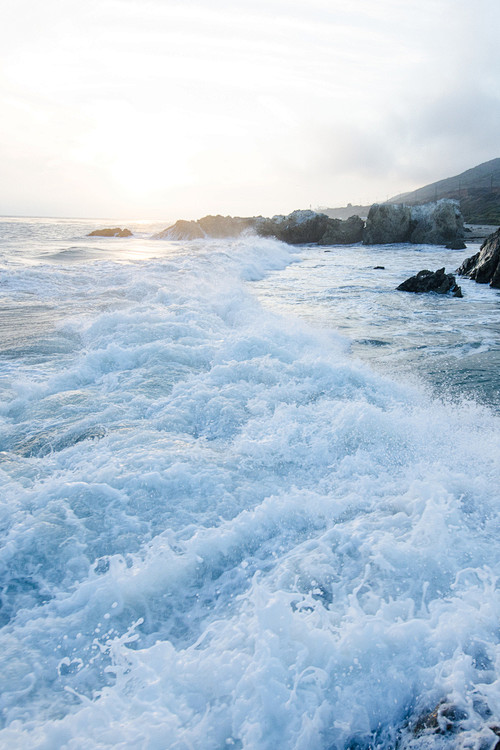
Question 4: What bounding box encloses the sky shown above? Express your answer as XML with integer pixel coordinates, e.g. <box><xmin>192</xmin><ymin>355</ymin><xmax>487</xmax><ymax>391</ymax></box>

<box><xmin>2</xmin><ymin>0</ymin><xmax>500</xmax><ymax>220</ymax></box>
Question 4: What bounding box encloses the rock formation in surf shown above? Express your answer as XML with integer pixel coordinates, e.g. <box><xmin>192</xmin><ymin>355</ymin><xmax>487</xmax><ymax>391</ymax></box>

<box><xmin>154</xmin><ymin>201</ymin><xmax>464</xmax><ymax>247</ymax></box>
<box><xmin>152</xmin><ymin>210</ymin><xmax>363</xmax><ymax>245</ymax></box>
<box><xmin>397</xmin><ymin>267</ymin><xmax>463</xmax><ymax>297</ymax></box>
<box><xmin>457</xmin><ymin>227</ymin><xmax>500</xmax><ymax>288</ymax></box>
<box><xmin>363</xmin><ymin>200</ymin><xmax>464</xmax><ymax>246</ymax></box>
<box><xmin>88</xmin><ymin>227</ymin><xmax>133</xmax><ymax>237</ymax></box>
<box><xmin>320</xmin><ymin>215</ymin><xmax>365</xmax><ymax>245</ymax></box>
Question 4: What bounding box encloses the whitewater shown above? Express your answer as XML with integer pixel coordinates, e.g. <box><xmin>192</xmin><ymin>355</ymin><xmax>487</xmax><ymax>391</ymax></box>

<box><xmin>0</xmin><ymin>216</ymin><xmax>500</xmax><ymax>750</ymax></box>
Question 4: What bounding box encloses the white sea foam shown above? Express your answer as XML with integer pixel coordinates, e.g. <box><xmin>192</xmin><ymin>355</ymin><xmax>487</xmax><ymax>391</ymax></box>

<box><xmin>0</xmin><ymin>222</ymin><xmax>499</xmax><ymax>748</ymax></box>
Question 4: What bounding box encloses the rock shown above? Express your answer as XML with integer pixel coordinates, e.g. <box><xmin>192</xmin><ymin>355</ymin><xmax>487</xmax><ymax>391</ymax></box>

<box><xmin>409</xmin><ymin>200</ymin><xmax>465</xmax><ymax>245</ymax></box>
<box><xmin>197</xmin><ymin>214</ymin><xmax>256</xmax><ymax>237</ymax></box>
<box><xmin>256</xmin><ymin>210</ymin><xmax>330</xmax><ymax>244</ymax></box>
<box><xmin>363</xmin><ymin>200</ymin><xmax>465</xmax><ymax>245</ymax></box>
<box><xmin>88</xmin><ymin>227</ymin><xmax>133</xmax><ymax>237</ymax></box>
<box><xmin>397</xmin><ymin>267</ymin><xmax>463</xmax><ymax>297</ymax></box>
<box><xmin>152</xmin><ymin>219</ymin><xmax>205</xmax><ymax>240</ymax></box>
<box><xmin>374</xmin><ymin>265</ymin><xmax>385</xmax><ymax>269</ymax></box>
<box><xmin>152</xmin><ymin>209</ymin><xmax>364</xmax><ymax>246</ymax></box>
<box><xmin>412</xmin><ymin>702</ymin><xmax>468</xmax><ymax>737</ymax></box>
<box><xmin>363</xmin><ymin>203</ymin><xmax>412</xmax><ymax>244</ymax></box>
<box><xmin>446</xmin><ymin>239</ymin><xmax>467</xmax><ymax>249</ymax></box>
<box><xmin>457</xmin><ymin>227</ymin><xmax>500</xmax><ymax>287</ymax></box>
<box><xmin>152</xmin><ymin>215</ymin><xmax>257</xmax><ymax>240</ymax></box>
<box><xmin>319</xmin><ymin>215</ymin><xmax>364</xmax><ymax>245</ymax></box>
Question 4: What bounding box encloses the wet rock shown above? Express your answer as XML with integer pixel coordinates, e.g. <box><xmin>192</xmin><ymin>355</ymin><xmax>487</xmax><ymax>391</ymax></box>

<box><xmin>412</xmin><ymin>703</ymin><xmax>468</xmax><ymax>736</ymax></box>
<box><xmin>152</xmin><ymin>219</ymin><xmax>205</xmax><ymax>240</ymax></box>
<box><xmin>153</xmin><ymin>214</ymin><xmax>258</xmax><ymax>240</ymax></box>
<box><xmin>154</xmin><ymin>215</ymin><xmax>258</xmax><ymax>240</ymax></box>
<box><xmin>409</xmin><ymin>201</ymin><xmax>464</xmax><ymax>245</ymax></box>
<box><xmin>88</xmin><ymin>227</ymin><xmax>133</xmax><ymax>237</ymax></box>
<box><xmin>197</xmin><ymin>214</ymin><xmax>257</xmax><ymax>237</ymax></box>
<box><xmin>399</xmin><ymin>702</ymin><xmax>500</xmax><ymax>750</ymax></box>
<box><xmin>363</xmin><ymin>203</ymin><xmax>412</xmax><ymax>244</ymax></box>
<box><xmin>319</xmin><ymin>215</ymin><xmax>364</xmax><ymax>245</ymax></box>
<box><xmin>457</xmin><ymin>227</ymin><xmax>500</xmax><ymax>288</ymax></box>
<box><xmin>446</xmin><ymin>239</ymin><xmax>467</xmax><ymax>249</ymax></box>
<box><xmin>363</xmin><ymin>200</ymin><xmax>464</xmax><ymax>245</ymax></box>
<box><xmin>256</xmin><ymin>209</ymin><xmax>330</xmax><ymax>244</ymax></box>
<box><xmin>397</xmin><ymin>267</ymin><xmax>463</xmax><ymax>297</ymax></box>
<box><xmin>153</xmin><ymin>210</ymin><xmax>365</xmax><ymax>246</ymax></box>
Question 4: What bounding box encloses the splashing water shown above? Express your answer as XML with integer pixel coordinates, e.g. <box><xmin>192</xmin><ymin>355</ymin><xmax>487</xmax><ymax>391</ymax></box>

<box><xmin>0</xmin><ymin>218</ymin><xmax>499</xmax><ymax>749</ymax></box>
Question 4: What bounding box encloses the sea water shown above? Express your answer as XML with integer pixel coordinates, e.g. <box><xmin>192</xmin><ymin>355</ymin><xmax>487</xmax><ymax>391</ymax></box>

<box><xmin>0</xmin><ymin>217</ymin><xmax>499</xmax><ymax>749</ymax></box>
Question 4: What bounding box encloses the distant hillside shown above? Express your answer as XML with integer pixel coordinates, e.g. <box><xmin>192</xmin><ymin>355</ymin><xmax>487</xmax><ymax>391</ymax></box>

<box><xmin>321</xmin><ymin>159</ymin><xmax>500</xmax><ymax>225</ymax></box>
<box><xmin>388</xmin><ymin>158</ymin><xmax>500</xmax><ymax>224</ymax></box>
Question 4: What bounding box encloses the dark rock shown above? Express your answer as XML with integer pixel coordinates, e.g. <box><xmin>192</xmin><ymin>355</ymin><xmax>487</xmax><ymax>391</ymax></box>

<box><xmin>409</xmin><ymin>201</ymin><xmax>464</xmax><ymax>245</ymax></box>
<box><xmin>363</xmin><ymin>200</ymin><xmax>464</xmax><ymax>245</ymax></box>
<box><xmin>152</xmin><ymin>215</ymin><xmax>256</xmax><ymax>240</ymax></box>
<box><xmin>197</xmin><ymin>214</ymin><xmax>257</xmax><ymax>237</ymax></box>
<box><xmin>446</xmin><ymin>240</ymin><xmax>467</xmax><ymax>249</ymax></box>
<box><xmin>397</xmin><ymin>267</ymin><xmax>463</xmax><ymax>297</ymax></box>
<box><xmin>152</xmin><ymin>219</ymin><xmax>205</xmax><ymax>240</ymax></box>
<box><xmin>457</xmin><ymin>227</ymin><xmax>500</xmax><ymax>287</ymax></box>
<box><xmin>153</xmin><ymin>210</ymin><xmax>363</xmax><ymax>246</ymax></box>
<box><xmin>363</xmin><ymin>203</ymin><xmax>412</xmax><ymax>244</ymax></box>
<box><xmin>413</xmin><ymin>702</ymin><xmax>468</xmax><ymax>736</ymax></box>
<box><xmin>319</xmin><ymin>215</ymin><xmax>364</xmax><ymax>245</ymax></box>
<box><xmin>374</xmin><ymin>265</ymin><xmax>385</xmax><ymax>269</ymax></box>
<box><xmin>88</xmin><ymin>227</ymin><xmax>133</xmax><ymax>237</ymax></box>
<box><xmin>256</xmin><ymin>210</ymin><xmax>330</xmax><ymax>244</ymax></box>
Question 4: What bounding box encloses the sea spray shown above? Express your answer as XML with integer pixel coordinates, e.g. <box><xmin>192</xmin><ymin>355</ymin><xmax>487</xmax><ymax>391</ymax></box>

<box><xmin>0</xmin><ymin>220</ymin><xmax>499</xmax><ymax>748</ymax></box>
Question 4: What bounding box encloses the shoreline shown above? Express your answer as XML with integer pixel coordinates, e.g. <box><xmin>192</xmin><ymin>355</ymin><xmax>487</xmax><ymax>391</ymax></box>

<box><xmin>464</xmin><ymin>223</ymin><xmax>499</xmax><ymax>241</ymax></box>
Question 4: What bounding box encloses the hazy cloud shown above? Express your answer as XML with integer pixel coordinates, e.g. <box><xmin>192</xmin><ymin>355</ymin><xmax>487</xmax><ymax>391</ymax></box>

<box><xmin>1</xmin><ymin>0</ymin><xmax>499</xmax><ymax>217</ymax></box>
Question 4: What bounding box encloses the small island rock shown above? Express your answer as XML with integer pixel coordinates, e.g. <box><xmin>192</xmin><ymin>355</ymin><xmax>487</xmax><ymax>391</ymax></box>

<box><xmin>397</xmin><ymin>268</ymin><xmax>463</xmax><ymax>297</ymax></box>
<box><xmin>88</xmin><ymin>227</ymin><xmax>133</xmax><ymax>237</ymax></box>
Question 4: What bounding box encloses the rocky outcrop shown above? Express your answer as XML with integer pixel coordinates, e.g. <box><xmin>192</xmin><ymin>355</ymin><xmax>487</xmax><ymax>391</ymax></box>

<box><xmin>256</xmin><ymin>210</ymin><xmax>364</xmax><ymax>244</ymax></box>
<box><xmin>397</xmin><ymin>268</ymin><xmax>463</xmax><ymax>297</ymax></box>
<box><xmin>152</xmin><ymin>210</ymin><xmax>365</xmax><ymax>245</ymax></box>
<box><xmin>445</xmin><ymin>239</ymin><xmax>467</xmax><ymax>249</ymax></box>
<box><xmin>152</xmin><ymin>215</ymin><xmax>249</xmax><ymax>240</ymax></box>
<box><xmin>319</xmin><ymin>215</ymin><xmax>364</xmax><ymax>245</ymax></box>
<box><xmin>88</xmin><ymin>227</ymin><xmax>133</xmax><ymax>237</ymax></box>
<box><xmin>152</xmin><ymin>215</ymin><xmax>258</xmax><ymax>240</ymax></box>
<box><xmin>457</xmin><ymin>227</ymin><xmax>500</xmax><ymax>288</ymax></box>
<box><xmin>363</xmin><ymin>200</ymin><xmax>464</xmax><ymax>245</ymax></box>
<box><xmin>197</xmin><ymin>215</ymin><xmax>256</xmax><ymax>238</ymax></box>
<box><xmin>409</xmin><ymin>200</ymin><xmax>464</xmax><ymax>244</ymax></box>
<box><xmin>153</xmin><ymin>202</ymin><xmax>465</xmax><ymax>247</ymax></box>
<box><xmin>256</xmin><ymin>210</ymin><xmax>330</xmax><ymax>244</ymax></box>
<box><xmin>153</xmin><ymin>219</ymin><xmax>205</xmax><ymax>240</ymax></box>
<box><xmin>363</xmin><ymin>204</ymin><xmax>412</xmax><ymax>244</ymax></box>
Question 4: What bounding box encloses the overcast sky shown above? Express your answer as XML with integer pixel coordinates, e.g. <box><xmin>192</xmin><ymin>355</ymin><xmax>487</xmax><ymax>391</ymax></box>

<box><xmin>2</xmin><ymin>0</ymin><xmax>500</xmax><ymax>220</ymax></box>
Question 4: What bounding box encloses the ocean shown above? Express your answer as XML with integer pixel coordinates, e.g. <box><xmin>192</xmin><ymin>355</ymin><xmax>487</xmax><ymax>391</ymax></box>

<box><xmin>0</xmin><ymin>216</ymin><xmax>499</xmax><ymax>749</ymax></box>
